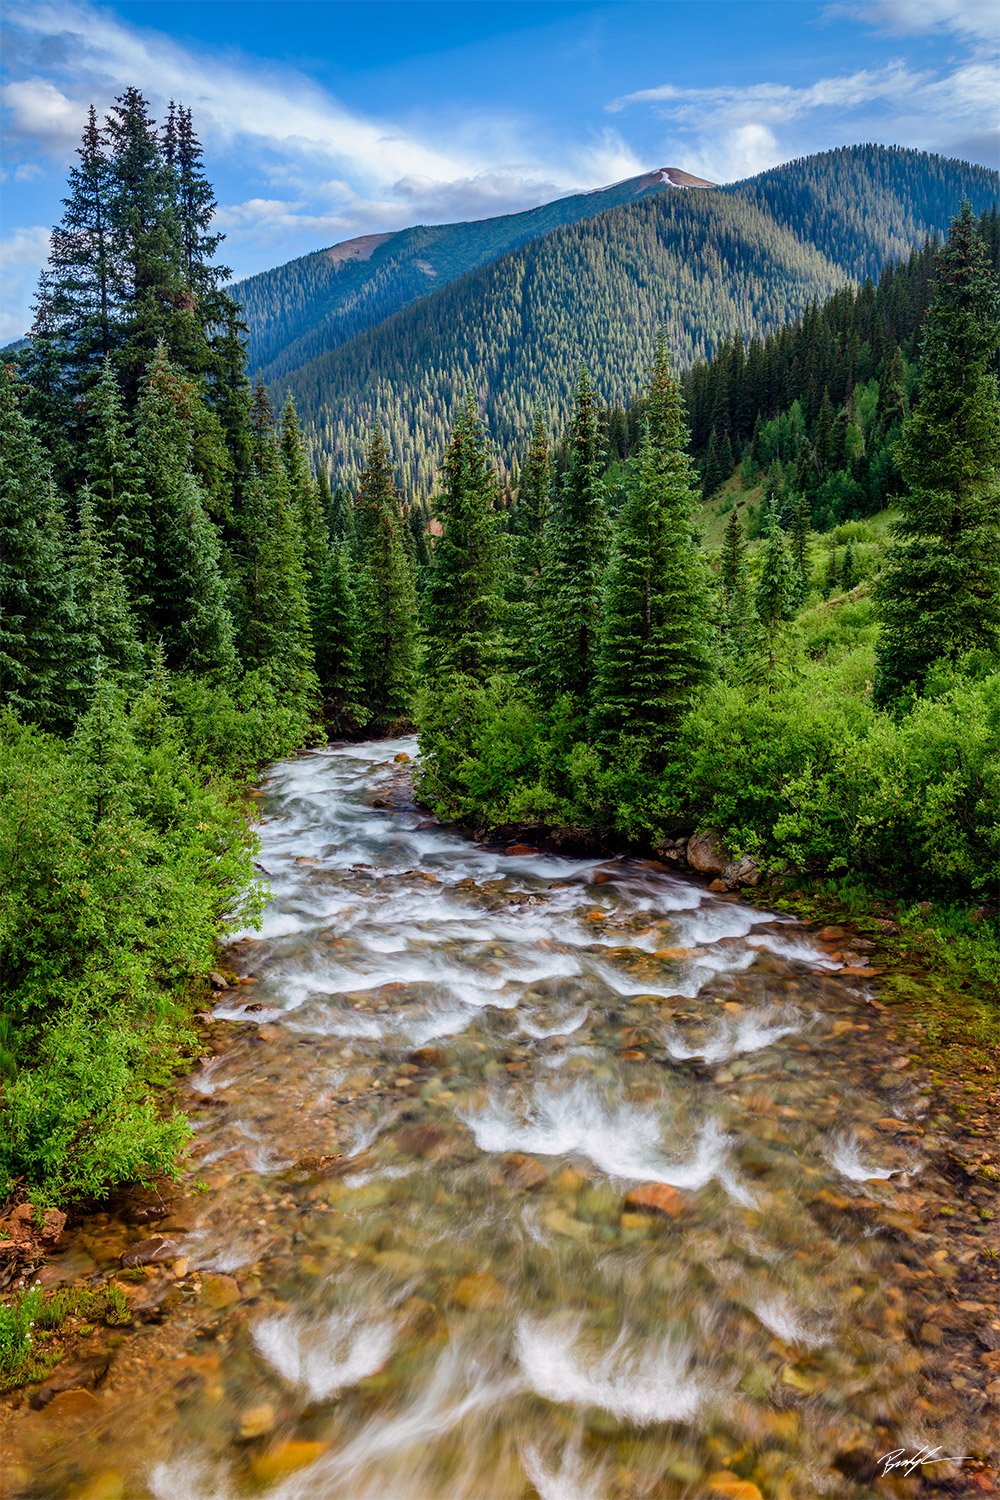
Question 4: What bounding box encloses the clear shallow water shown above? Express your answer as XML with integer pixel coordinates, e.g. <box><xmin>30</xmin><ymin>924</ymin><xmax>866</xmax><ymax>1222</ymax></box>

<box><xmin>13</xmin><ymin>740</ymin><xmax>969</xmax><ymax>1498</ymax></box>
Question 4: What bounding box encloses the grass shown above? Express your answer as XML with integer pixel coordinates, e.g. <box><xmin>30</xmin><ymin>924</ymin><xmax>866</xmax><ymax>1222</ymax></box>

<box><xmin>0</xmin><ymin>1281</ymin><xmax>134</xmax><ymax>1393</ymax></box>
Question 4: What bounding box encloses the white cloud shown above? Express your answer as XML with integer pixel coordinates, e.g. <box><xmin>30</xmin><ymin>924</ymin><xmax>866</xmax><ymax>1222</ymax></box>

<box><xmin>609</xmin><ymin>63</ymin><xmax>935</xmax><ymax>124</ymax></box>
<box><xmin>828</xmin><ymin>0</ymin><xmax>999</xmax><ymax>45</ymax></box>
<box><xmin>0</xmin><ymin>225</ymin><xmax>51</xmax><ymax>342</ymax></box>
<box><xmin>2</xmin><ymin>75</ymin><xmax>84</xmax><ymax>152</ymax></box>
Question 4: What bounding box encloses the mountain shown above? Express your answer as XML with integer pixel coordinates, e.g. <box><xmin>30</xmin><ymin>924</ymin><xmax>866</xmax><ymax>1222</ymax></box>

<box><xmin>266</xmin><ymin>145</ymin><xmax>997</xmax><ymax>496</ymax></box>
<box><xmin>234</xmin><ymin>168</ymin><xmax>716</xmax><ymax>383</ymax></box>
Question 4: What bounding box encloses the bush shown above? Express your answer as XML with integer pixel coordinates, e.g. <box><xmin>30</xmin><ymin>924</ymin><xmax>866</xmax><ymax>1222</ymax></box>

<box><xmin>0</xmin><ymin>698</ymin><xmax>263</xmax><ymax>1203</ymax></box>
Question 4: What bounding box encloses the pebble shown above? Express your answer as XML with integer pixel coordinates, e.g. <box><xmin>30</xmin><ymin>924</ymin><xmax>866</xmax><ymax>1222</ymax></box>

<box><xmin>623</xmin><ymin>1183</ymin><xmax>686</xmax><ymax>1219</ymax></box>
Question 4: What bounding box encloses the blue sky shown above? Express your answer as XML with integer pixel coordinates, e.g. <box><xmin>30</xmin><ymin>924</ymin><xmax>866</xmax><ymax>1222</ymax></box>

<box><xmin>2</xmin><ymin>0</ymin><xmax>997</xmax><ymax>341</ymax></box>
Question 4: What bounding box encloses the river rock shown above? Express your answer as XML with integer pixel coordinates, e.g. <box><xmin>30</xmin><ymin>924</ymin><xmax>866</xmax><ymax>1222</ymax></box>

<box><xmin>238</xmin><ymin>1403</ymin><xmax>277</xmax><ymax>1440</ymax></box>
<box><xmin>250</xmin><ymin>1441</ymin><xmax>330</xmax><ymax>1483</ymax></box>
<box><xmin>504</xmin><ymin>843</ymin><xmax>539</xmax><ymax>856</ymax></box>
<box><xmin>208</xmin><ymin>972</ymin><xmax>229</xmax><ymax>990</ymax></box>
<box><xmin>722</xmin><ymin>855</ymin><xmax>762</xmax><ymax>888</ymax></box>
<box><xmin>623</xmin><ymin>1183</ymin><xmax>686</xmax><ymax>1219</ymax></box>
<box><xmin>686</xmin><ymin>827</ymin><xmax>731</xmax><ymax>876</ymax></box>
<box><xmin>706</xmin><ymin>1476</ymin><xmax>763</xmax><ymax>1500</ymax></box>
<box><xmin>708</xmin><ymin>879</ymin><xmax>728</xmax><ymax>893</ymax></box>
<box><xmin>394</xmin><ymin>1123</ymin><xmax>466</xmax><ymax>1160</ymax></box>
<box><xmin>501</xmin><ymin>1153</ymin><xmax>547</xmax><ymax>1191</ymax></box>
<box><xmin>201</xmin><ymin>1272</ymin><xmax>241</xmax><ymax>1310</ymax></box>
<box><xmin>452</xmin><ymin>1270</ymin><xmax>505</xmax><ymax>1309</ymax></box>
<box><xmin>120</xmin><ymin>1235</ymin><xmax>178</xmax><ymax>1267</ymax></box>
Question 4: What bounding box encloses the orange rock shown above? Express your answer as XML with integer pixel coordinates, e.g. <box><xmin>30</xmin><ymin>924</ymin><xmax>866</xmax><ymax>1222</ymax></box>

<box><xmin>818</xmin><ymin>926</ymin><xmax>847</xmax><ymax>940</ymax></box>
<box><xmin>623</xmin><ymin>1183</ymin><xmax>685</xmax><ymax>1219</ymax></box>
<box><xmin>504</xmin><ymin>843</ymin><xmax>539</xmax><ymax>856</ymax></box>
<box><xmin>654</xmin><ymin>947</ymin><xmax>696</xmax><ymax>961</ymax></box>
<box><xmin>619</xmin><ymin>1049</ymin><xmax>646</xmax><ymax>1061</ymax></box>
<box><xmin>452</xmin><ymin>1270</ymin><xmax>506</xmax><ymax>1309</ymax></box>
<box><xmin>200</xmin><ymin>1272</ymin><xmax>240</xmax><ymax>1310</ymax></box>
<box><xmin>707</xmin><ymin>1474</ymin><xmax>764</xmax><ymax>1500</ymax></box>
<box><xmin>584</xmin><ymin>909</ymin><xmax>607</xmax><ymax>923</ymax></box>
<box><xmin>501</xmin><ymin>1153</ymin><xmax>547</xmax><ymax>1191</ymax></box>
<box><xmin>44</xmin><ymin>1388</ymin><xmax>101</xmax><ymax>1421</ymax></box>
<box><xmin>840</xmin><ymin>966</ymin><xmax>880</xmax><ymax>977</ymax></box>
<box><xmin>708</xmin><ymin>878</ymin><xmax>728</xmax><ymax>892</ymax></box>
<box><xmin>250</xmin><ymin>1441</ymin><xmax>330</xmax><ymax>1483</ymax></box>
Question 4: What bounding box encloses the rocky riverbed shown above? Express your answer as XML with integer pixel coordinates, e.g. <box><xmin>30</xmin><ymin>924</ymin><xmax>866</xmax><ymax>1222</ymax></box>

<box><xmin>2</xmin><ymin>738</ymin><xmax>997</xmax><ymax>1500</ymax></box>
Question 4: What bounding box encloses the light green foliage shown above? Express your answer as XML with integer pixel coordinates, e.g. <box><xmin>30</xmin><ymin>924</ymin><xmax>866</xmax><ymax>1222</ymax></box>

<box><xmin>0</xmin><ymin>690</ymin><xmax>262</xmax><ymax>1202</ymax></box>
<box><xmin>1</xmin><ymin>1281</ymin><xmax>138</xmax><ymax>1392</ymax></box>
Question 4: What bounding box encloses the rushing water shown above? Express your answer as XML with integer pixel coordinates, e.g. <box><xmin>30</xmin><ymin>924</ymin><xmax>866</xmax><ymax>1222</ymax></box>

<box><xmin>11</xmin><ymin>739</ymin><xmax>980</xmax><ymax>1499</ymax></box>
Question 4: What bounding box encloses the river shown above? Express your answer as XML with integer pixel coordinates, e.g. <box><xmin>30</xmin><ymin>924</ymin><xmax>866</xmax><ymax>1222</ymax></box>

<box><xmin>6</xmin><ymin>738</ymin><xmax>990</xmax><ymax>1499</ymax></box>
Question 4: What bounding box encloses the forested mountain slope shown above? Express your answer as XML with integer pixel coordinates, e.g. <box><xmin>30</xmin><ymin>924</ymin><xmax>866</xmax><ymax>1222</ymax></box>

<box><xmin>277</xmin><ymin>147</ymin><xmax>998</xmax><ymax>495</ymax></box>
<box><xmin>234</xmin><ymin>167</ymin><xmax>714</xmax><ymax>383</ymax></box>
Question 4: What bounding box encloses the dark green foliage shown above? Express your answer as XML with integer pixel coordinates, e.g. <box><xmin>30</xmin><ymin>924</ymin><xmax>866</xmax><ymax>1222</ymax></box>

<box><xmin>353</xmin><ymin>427</ymin><xmax>418</xmax><ymax>726</ymax></box>
<box><xmin>0</xmin><ymin>368</ymin><xmax>75</xmax><ymax>728</ymax></box>
<box><xmin>874</xmin><ymin>205</ymin><xmax>1000</xmax><ymax>703</ymax></box>
<box><xmin>591</xmin><ymin>347</ymin><xmax>715</xmax><ymax>759</ymax></box>
<box><xmin>313</xmin><ymin>542</ymin><xmax>365</xmax><ymax>732</ymax></box>
<box><xmin>279</xmin><ymin>394</ymin><xmax>328</xmax><ymax>594</ymax></box>
<box><xmin>536</xmin><ymin>367</ymin><xmax>609</xmax><ymax>709</ymax></box>
<box><xmin>72</xmin><ymin>491</ymin><xmax>144</xmax><ymax>700</ymax></box>
<box><xmin>517</xmin><ymin>407</ymin><xmax>551</xmax><ymax>577</ymax></box>
<box><xmin>235</xmin><ymin>170</ymin><xmax>704</xmax><ymax>384</ymax></box>
<box><xmin>423</xmin><ymin>394</ymin><xmax>502</xmax><ymax>682</ymax></box>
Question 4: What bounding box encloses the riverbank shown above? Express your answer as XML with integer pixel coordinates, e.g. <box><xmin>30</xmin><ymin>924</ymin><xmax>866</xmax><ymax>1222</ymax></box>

<box><xmin>1</xmin><ymin>740</ymin><xmax>997</xmax><ymax>1498</ymax></box>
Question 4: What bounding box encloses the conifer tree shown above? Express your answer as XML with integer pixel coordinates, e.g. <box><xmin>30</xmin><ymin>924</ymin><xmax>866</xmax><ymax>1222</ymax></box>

<box><xmin>73</xmin><ymin>489</ymin><xmax>144</xmax><ymax>701</ymax></box>
<box><xmin>423</xmin><ymin>393</ymin><xmax>502</xmax><ymax>681</ymax></box>
<box><xmin>231</xmin><ymin>408</ymin><xmax>314</xmax><ymax>696</ymax></box>
<box><xmin>86</xmin><ymin>356</ymin><xmax>146</xmax><ymax>577</ymax></box>
<box><xmin>841</xmin><ymin>539</ymin><xmax>856</xmax><ymax>592</ymax></box>
<box><xmin>537</xmin><ymin>365</ymin><xmax>609</xmax><ymax>709</ymax></box>
<box><xmin>755</xmin><ymin>494</ymin><xmax>798</xmax><ymax>695</ymax></box>
<box><xmin>353</xmin><ymin>427</ymin><xmax>418</xmax><ymax>725</ymax></box>
<box><xmin>591</xmin><ymin>405</ymin><xmax>715</xmax><ymax>757</ymax></box>
<box><xmin>325</xmin><ymin>477</ymin><xmax>355</xmax><ymax>546</ymax></box>
<box><xmin>790</xmin><ymin>492</ymin><xmax>812</xmax><ymax>601</ymax></box>
<box><xmin>279</xmin><ymin>394</ymin><xmax>328</xmax><ymax>594</ymax></box>
<box><xmin>720</xmin><ymin>508</ymin><xmax>747</xmax><ymax>607</ymax></box>
<box><xmin>46</xmin><ymin>104</ymin><xmax>113</xmax><ymax>392</ymax></box>
<box><xmin>518</xmin><ymin>406</ymin><xmax>551</xmax><ymax>577</ymax></box>
<box><xmin>0</xmin><ymin>367</ymin><xmax>75</xmax><ymax>726</ymax></box>
<box><xmin>874</xmin><ymin>204</ymin><xmax>1000</xmax><ymax>704</ymax></box>
<box><xmin>313</xmin><ymin>542</ymin><xmax>364</xmax><ymax>731</ymax></box>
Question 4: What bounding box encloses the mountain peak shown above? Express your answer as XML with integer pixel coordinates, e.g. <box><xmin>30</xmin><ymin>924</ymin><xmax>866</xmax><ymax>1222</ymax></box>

<box><xmin>637</xmin><ymin>167</ymin><xmax>717</xmax><ymax>191</ymax></box>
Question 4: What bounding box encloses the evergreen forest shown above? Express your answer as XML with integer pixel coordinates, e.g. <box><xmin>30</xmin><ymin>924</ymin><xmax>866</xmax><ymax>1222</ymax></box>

<box><xmin>2</xmin><ymin>92</ymin><xmax>999</xmax><ymax>1221</ymax></box>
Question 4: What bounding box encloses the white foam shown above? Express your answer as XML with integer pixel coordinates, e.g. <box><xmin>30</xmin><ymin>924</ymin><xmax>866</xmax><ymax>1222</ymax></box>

<box><xmin>752</xmin><ymin>1294</ymin><xmax>818</xmax><ymax>1345</ymax></box>
<box><xmin>462</xmin><ymin>1081</ymin><xmax>754</xmax><ymax>1204</ymax></box>
<box><xmin>517</xmin><ymin>1317</ymin><xmax>711</xmax><ymax>1424</ymax></box>
<box><xmin>520</xmin><ymin>1439</ymin><xmax>610</xmax><ymax>1500</ymax></box>
<box><xmin>663</xmin><ymin>1006</ymin><xmax>801</xmax><ymax>1064</ymax></box>
<box><xmin>747</xmin><ymin>933</ymin><xmax>842</xmax><ymax>969</ymax></box>
<box><xmin>825</xmin><ymin>1132</ymin><xmax>898</xmax><ymax>1181</ymax></box>
<box><xmin>253</xmin><ymin>1307</ymin><xmax>396</xmax><ymax>1400</ymax></box>
<box><xmin>520</xmin><ymin>1006</ymin><xmax>589</xmax><ymax>1039</ymax></box>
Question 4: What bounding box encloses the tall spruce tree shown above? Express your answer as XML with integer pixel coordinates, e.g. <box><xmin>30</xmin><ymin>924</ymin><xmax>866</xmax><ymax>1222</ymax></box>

<box><xmin>518</xmin><ymin>406</ymin><xmax>552</xmax><ymax>578</ymax></box>
<box><xmin>591</xmin><ymin>346</ymin><xmax>715</xmax><ymax>755</ymax></box>
<box><xmin>73</xmin><ymin>489</ymin><xmax>144</xmax><ymax>701</ymax></box>
<box><xmin>232</xmin><ymin>391</ymin><xmax>315</xmax><ymax>696</ymax></box>
<box><xmin>279</xmin><ymin>394</ymin><xmax>328</xmax><ymax>594</ymax></box>
<box><xmin>537</xmin><ymin>365</ymin><xmax>609</xmax><ymax>709</ymax></box>
<box><xmin>874</xmin><ymin>204</ymin><xmax>1000</xmax><ymax>704</ymax></box>
<box><xmin>0</xmin><ymin>367</ymin><xmax>75</xmax><ymax>726</ymax></box>
<box><xmin>755</xmin><ymin>494</ymin><xmax>798</xmax><ymax>695</ymax></box>
<box><xmin>46</xmin><ymin>104</ymin><xmax>113</xmax><ymax>394</ymax></box>
<box><xmin>423</xmin><ymin>394</ymin><xmax>502</xmax><ymax>681</ymax></box>
<box><xmin>353</xmin><ymin>426</ymin><xmax>418</xmax><ymax>725</ymax></box>
<box><xmin>790</xmin><ymin>492</ymin><xmax>812</xmax><ymax>602</ymax></box>
<box><xmin>313</xmin><ymin>542</ymin><xmax>364</xmax><ymax>731</ymax></box>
